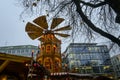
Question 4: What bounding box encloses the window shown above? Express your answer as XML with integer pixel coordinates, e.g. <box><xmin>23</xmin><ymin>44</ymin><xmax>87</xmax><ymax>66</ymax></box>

<box><xmin>46</xmin><ymin>45</ymin><xmax>51</xmax><ymax>53</ymax></box>
<box><xmin>53</xmin><ymin>45</ymin><xmax>56</xmax><ymax>53</ymax></box>
<box><xmin>81</xmin><ymin>60</ymin><xmax>88</xmax><ymax>66</ymax></box>
<box><xmin>25</xmin><ymin>49</ymin><xmax>28</xmax><ymax>53</ymax></box>
<box><xmin>76</xmin><ymin>54</ymin><xmax>80</xmax><ymax>59</ymax></box>
<box><xmin>86</xmin><ymin>54</ymin><xmax>90</xmax><ymax>59</ymax></box>
<box><xmin>12</xmin><ymin>50</ymin><xmax>15</xmax><ymax>53</ymax></box>
<box><xmin>8</xmin><ymin>50</ymin><xmax>11</xmax><ymax>53</ymax></box>
<box><xmin>88</xmin><ymin>47</ymin><xmax>92</xmax><ymax>51</ymax></box>
<box><xmin>93</xmin><ymin>66</ymin><xmax>100</xmax><ymax>73</ymax></box>
<box><xmin>90</xmin><ymin>60</ymin><xmax>100</xmax><ymax>66</ymax></box>
<box><xmin>75</xmin><ymin>60</ymin><xmax>81</xmax><ymax>67</ymax></box>
<box><xmin>21</xmin><ymin>50</ymin><xmax>24</xmax><ymax>53</ymax></box>
<box><xmin>45</xmin><ymin>58</ymin><xmax>52</xmax><ymax>69</ymax></box>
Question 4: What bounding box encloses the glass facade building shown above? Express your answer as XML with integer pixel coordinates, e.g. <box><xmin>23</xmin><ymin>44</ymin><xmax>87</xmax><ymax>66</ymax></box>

<box><xmin>63</xmin><ymin>43</ymin><xmax>113</xmax><ymax>75</ymax></box>
<box><xmin>0</xmin><ymin>45</ymin><xmax>39</xmax><ymax>58</ymax></box>
<box><xmin>111</xmin><ymin>54</ymin><xmax>120</xmax><ymax>79</ymax></box>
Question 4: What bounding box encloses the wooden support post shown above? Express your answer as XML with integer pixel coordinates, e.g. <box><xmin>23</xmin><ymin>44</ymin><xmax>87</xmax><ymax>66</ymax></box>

<box><xmin>0</xmin><ymin>60</ymin><xmax>10</xmax><ymax>72</ymax></box>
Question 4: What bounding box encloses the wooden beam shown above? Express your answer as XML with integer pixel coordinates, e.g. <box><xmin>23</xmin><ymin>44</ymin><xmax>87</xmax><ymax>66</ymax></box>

<box><xmin>0</xmin><ymin>60</ymin><xmax>10</xmax><ymax>72</ymax></box>
<box><xmin>0</xmin><ymin>53</ymin><xmax>32</xmax><ymax>63</ymax></box>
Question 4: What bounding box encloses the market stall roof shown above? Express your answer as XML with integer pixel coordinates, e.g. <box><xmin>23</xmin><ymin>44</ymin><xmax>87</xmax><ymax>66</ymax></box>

<box><xmin>0</xmin><ymin>52</ymin><xmax>32</xmax><ymax>75</ymax></box>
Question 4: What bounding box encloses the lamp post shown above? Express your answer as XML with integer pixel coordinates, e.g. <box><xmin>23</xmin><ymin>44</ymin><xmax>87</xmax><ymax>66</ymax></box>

<box><xmin>31</xmin><ymin>50</ymin><xmax>34</xmax><ymax>70</ymax></box>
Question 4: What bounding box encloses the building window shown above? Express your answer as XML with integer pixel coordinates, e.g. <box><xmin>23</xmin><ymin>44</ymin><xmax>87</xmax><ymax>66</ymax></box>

<box><xmin>44</xmin><ymin>58</ymin><xmax>52</xmax><ymax>69</ymax></box>
<box><xmin>8</xmin><ymin>50</ymin><xmax>11</xmax><ymax>53</ymax></box>
<box><xmin>21</xmin><ymin>50</ymin><xmax>24</xmax><ymax>53</ymax></box>
<box><xmin>93</xmin><ymin>66</ymin><xmax>100</xmax><ymax>73</ymax></box>
<box><xmin>46</xmin><ymin>45</ymin><xmax>51</xmax><ymax>53</ymax></box>
<box><xmin>88</xmin><ymin>47</ymin><xmax>92</xmax><ymax>51</ymax></box>
<box><xmin>25</xmin><ymin>49</ymin><xmax>28</xmax><ymax>53</ymax></box>
<box><xmin>53</xmin><ymin>45</ymin><xmax>56</xmax><ymax>53</ymax></box>
<box><xmin>11</xmin><ymin>50</ymin><xmax>15</xmax><ymax>53</ymax></box>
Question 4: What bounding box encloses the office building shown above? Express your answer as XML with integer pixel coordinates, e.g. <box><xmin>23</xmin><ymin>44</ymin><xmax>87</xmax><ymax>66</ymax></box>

<box><xmin>0</xmin><ymin>45</ymin><xmax>39</xmax><ymax>58</ymax></box>
<box><xmin>63</xmin><ymin>43</ymin><xmax>113</xmax><ymax>77</ymax></box>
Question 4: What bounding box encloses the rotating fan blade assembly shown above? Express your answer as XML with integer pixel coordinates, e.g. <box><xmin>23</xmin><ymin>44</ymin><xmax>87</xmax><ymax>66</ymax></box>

<box><xmin>25</xmin><ymin>22</ymin><xmax>44</xmax><ymax>40</ymax></box>
<box><xmin>25</xmin><ymin>15</ymin><xmax>72</xmax><ymax>41</ymax></box>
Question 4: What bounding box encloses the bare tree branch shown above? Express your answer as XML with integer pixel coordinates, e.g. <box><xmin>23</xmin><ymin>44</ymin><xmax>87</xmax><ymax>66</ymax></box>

<box><xmin>73</xmin><ymin>0</ymin><xmax>120</xmax><ymax>47</ymax></box>
<box><xmin>80</xmin><ymin>1</ymin><xmax>106</xmax><ymax>8</ymax></box>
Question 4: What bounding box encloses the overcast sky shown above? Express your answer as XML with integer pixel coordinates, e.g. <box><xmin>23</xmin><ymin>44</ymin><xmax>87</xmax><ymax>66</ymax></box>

<box><xmin>0</xmin><ymin>0</ymin><xmax>40</xmax><ymax>46</ymax></box>
<box><xmin>0</xmin><ymin>0</ymin><xmax>70</xmax><ymax>52</ymax></box>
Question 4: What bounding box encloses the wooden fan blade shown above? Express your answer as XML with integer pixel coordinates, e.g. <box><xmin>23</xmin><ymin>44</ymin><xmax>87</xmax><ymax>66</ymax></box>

<box><xmin>50</xmin><ymin>18</ymin><xmax>64</xmax><ymax>29</ymax></box>
<box><xmin>27</xmin><ymin>32</ymin><xmax>42</xmax><ymax>40</ymax></box>
<box><xmin>33</xmin><ymin>15</ymin><xmax>48</xmax><ymax>29</ymax></box>
<box><xmin>53</xmin><ymin>25</ymin><xmax>71</xmax><ymax>31</ymax></box>
<box><xmin>26</xmin><ymin>22</ymin><xmax>43</xmax><ymax>40</ymax></box>
<box><xmin>54</xmin><ymin>33</ymin><xmax>70</xmax><ymax>37</ymax></box>
<box><xmin>25</xmin><ymin>22</ymin><xmax>43</xmax><ymax>32</ymax></box>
